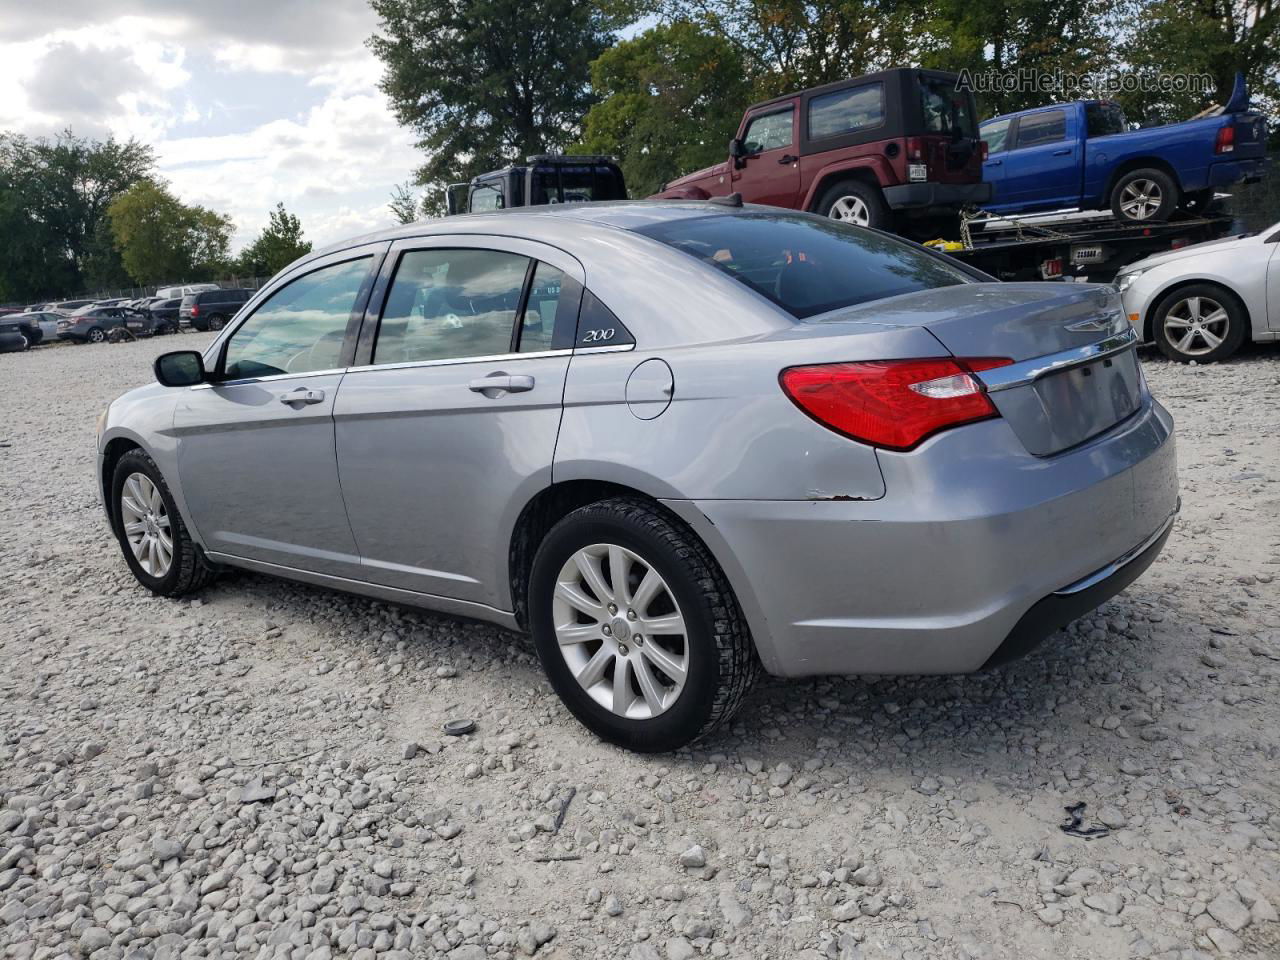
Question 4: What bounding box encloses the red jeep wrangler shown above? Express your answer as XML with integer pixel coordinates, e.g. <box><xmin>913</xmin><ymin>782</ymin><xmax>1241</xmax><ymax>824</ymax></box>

<box><xmin>652</xmin><ymin>68</ymin><xmax>990</xmax><ymax>233</ymax></box>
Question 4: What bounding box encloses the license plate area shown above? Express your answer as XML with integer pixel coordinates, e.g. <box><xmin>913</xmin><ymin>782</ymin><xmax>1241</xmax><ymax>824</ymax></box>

<box><xmin>1031</xmin><ymin>349</ymin><xmax>1142</xmax><ymax>451</ymax></box>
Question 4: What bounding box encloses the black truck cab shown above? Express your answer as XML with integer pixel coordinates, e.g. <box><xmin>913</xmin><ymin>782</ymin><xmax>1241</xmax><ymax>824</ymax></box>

<box><xmin>446</xmin><ymin>155</ymin><xmax>627</xmax><ymax>215</ymax></box>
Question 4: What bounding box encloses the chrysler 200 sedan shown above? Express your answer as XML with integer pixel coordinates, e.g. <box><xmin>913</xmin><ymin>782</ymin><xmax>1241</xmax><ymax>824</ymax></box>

<box><xmin>96</xmin><ymin>202</ymin><xmax>1178</xmax><ymax>752</ymax></box>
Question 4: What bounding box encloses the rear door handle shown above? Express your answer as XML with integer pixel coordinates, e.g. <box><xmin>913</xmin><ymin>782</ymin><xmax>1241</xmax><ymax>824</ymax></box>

<box><xmin>468</xmin><ymin>373</ymin><xmax>535</xmax><ymax>396</ymax></box>
<box><xmin>778</xmin><ymin>154</ymin><xmax>797</xmax><ymax>165</ymax></box>
<box><xmin>1052</xmin><ymin>148</ymin><xmax>1071</xmax><ymax>156</ymax></box>
<box><xmin>279</xmin><ymin>387</ymin><xmax>325</xmax><ymax>406</ymax></box>
<box><xmin>986</xmin><ymin>159</ymin><xmax>1002</xmax><ymax>167</ymax></box>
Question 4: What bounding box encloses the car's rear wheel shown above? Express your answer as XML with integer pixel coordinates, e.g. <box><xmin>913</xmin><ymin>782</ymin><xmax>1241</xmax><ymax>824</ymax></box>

<box><xmin>86</xmin><ymin>327</ymin><xmax>106</xmax><ymax>343</ymax></box>
<box><xmin>111</xmin><ymin>449</ymin><xmax>216</xmax><ymax>597</ymax></box>
<box><xmin>1151</xmin><ymin>283</ymin><xmax>1247</xmax><ymax>363</ymax></box>
<box><xmin>528</xmin><ymin>497</ymin><xmax>758</xmax><ymax>752</ymax></box>
<box><xmin>207</xmin><ymin>314</ymin><xmax>227</xmax><ymax>331</ymax></box>
<box><xmin>817</xmin><ymin>179</ymin><xmax>890</xmax><ymax>229</ymax></box>
<box><xmin>1110</xmin><ymin>168</ymin><xmax>1178</xmax><ymax>222</ymax></box>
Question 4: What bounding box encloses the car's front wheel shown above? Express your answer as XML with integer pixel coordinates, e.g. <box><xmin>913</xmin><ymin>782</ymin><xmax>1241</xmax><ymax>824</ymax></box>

<box><xmin>528</xmin><ymin>498</ymin><xmax>758</xmax><ymax>752</ymax></box>
<box><xmin>817</xmin><ymin>179</ymin><xmax>890</xmax><ymax>229</ymax></box>
<box><xmin>1151</xmin><ymin>283</ymin><xmax>1248</xmax><ymax>363</ymax></box>
<box><xmin>111</xmin><ymin>449</ymin><xmax>216</xmax><ymax>597</ymax></box>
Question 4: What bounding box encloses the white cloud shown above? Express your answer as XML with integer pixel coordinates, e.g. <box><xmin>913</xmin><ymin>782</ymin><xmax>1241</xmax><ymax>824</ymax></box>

<box><xmin>0</xmin><ymin>1</ymin><xmax>422</xmax><ymax>252</ymax></box>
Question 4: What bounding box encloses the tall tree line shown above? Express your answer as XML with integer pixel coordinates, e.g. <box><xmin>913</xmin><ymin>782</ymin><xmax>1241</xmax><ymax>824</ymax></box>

<box><xmin>371</xmin><ymin>0</ymin><xmax>1279</xmax><ymax>206</ymax></box>
<box><xmin>0</xmin><ymin>130</ymin><xmax>313</xmax><ymax>302</ymax></box>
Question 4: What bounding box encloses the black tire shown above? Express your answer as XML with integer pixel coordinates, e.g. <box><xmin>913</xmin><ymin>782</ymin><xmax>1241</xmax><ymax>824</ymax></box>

<box><xmin>528</xmin><ymin>497</ymin><xmax>759</xmax><ymax>752</ymax></box>
<box><xmin>1151</xmin><ymin>283</ymin><xmax>1247</xmax><ymax>363</ymax></box>
<box><xmin>86</xmin><ymin>326</ymin><xmax>106</xmax><ymax>344</ymax></box>
<box><xmin>191</xmin><ymin>320</ymin><xmax>208</xmax><ymax>332</ymax></box>
<box><xmin>815</xmin><ymin>179</ymin><xmax>890</xmax><ymax>229</ymax></box>
<box><xmin>28</xmin><ymin>330</ymin><xmax>42</xmax><ymax>346</ymax></box>
<box><xmin>111</xmin><ymin>449</ymin><xmax>216</xmax><ymax>597</ymax></box>
<box><xmin>1110</xmin><ymin>168</ymin><xmax>1178</xmax><ymax>222</ymax></box>
<box><xmin>207</xmin><ymin>314</ymin><xmax>227</xmax><ymax>331</ymax></box>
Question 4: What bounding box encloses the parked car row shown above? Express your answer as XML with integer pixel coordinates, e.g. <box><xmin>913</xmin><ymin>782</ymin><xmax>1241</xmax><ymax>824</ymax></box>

<box><xmin>1</xmin><ymin>286</ymin><xmax>255</xmax><ymax>351</ymax></box>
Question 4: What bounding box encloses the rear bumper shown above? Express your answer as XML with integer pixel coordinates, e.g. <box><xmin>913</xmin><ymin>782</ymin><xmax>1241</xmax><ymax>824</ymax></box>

<box><xmin>883</xmin><ymin>181</ymin><xmax>992</xmax><ymax>212</ymax></box>
<box><xmin>667</xmin><ymin>396</ymin><xmax>1177</xmax><ymax>677</ymax></box>
<box><xmin>1208</xmin><ymin>156</ymin><xmax>1265</xmax><ymax>188</ymax></box>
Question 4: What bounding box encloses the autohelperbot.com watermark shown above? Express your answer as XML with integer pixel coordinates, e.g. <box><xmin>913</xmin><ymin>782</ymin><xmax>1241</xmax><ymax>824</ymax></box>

<box><xmin>955</xmin><ymin>68</ymin><xmax>1214</xmax><ymax>97</ymax></box>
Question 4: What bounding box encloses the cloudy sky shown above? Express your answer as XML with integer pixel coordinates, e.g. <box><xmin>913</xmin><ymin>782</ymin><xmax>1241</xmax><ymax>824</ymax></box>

<box><xmin>0</xmin><ymin>0</ymin><xmax>423</xmax><ymax>251</ymax></box>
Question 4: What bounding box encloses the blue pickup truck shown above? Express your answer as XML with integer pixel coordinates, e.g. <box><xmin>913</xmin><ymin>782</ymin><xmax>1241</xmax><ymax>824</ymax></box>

<box><xmin>979</xmin><ymin>81</ymin><xmax>1266</xmax><ymax>222</ymax></box>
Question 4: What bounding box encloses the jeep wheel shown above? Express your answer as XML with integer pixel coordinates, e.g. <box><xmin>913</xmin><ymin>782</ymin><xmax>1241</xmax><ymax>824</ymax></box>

<box><xmin>817</xmin><ymin>179</ymin><xmax>890</xmax><ymax>229</ymax></box>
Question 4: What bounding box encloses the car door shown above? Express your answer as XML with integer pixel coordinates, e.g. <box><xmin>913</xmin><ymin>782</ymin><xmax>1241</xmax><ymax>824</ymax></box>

<box><xmin>1268</xmin><ymin>235</ymin><xmax>1280</xmax><ymax>331</ymax></box>
<box><xmin>333</xmin><ymin>236</ymin><xmax>582</xmax><ymax>609</ymax></box>
<box><xmin>979</xmin><ymin>116</ymin><xmax>1012</xmax><ymax>208</ymax></box>
<box><xmin>1001</xmin><ymin>108</ymin><xmax>1079</xmax><ymax>210</ymax></box>
<box><xmin>172</xmin><ymin>246</ymin><xmax>385</xmax><ymax>577</ymax></box>
<box><xmin>732</xmin><ymin>102</ymin><xmax>801</xmax><ymax>208</ymax></box>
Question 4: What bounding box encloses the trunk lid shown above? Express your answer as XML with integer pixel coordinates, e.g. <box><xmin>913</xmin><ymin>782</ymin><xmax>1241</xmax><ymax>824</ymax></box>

<box><xmin>813</xmin><ymin>282</ymin><xmax>1143</xmax><ymax>456</ymax></box>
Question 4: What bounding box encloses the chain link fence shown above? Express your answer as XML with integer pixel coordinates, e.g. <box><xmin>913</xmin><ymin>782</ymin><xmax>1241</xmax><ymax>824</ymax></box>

<box><xmin>69</xmin><ymin>277</ymin><xmax>273</xmax><ymax>302</ymax></box>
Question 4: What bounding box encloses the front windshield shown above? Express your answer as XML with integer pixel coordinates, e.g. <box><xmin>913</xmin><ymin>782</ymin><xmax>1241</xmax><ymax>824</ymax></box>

<box><xmin>636</xmin><ymin>212</ymin><xmax>972</xmax><ymax>319</ymax></box>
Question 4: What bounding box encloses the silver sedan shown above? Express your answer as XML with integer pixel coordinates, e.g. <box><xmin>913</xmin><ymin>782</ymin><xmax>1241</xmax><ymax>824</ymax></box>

<box><xmin>1117</xmin><ymin>219</ymin><xmax>1280</xmax><ymax>362</ymax></box>
<box><xmin>96</xmin><ymin>202</ymin><xmax>1178</xmax><ymax>751</ymax></box>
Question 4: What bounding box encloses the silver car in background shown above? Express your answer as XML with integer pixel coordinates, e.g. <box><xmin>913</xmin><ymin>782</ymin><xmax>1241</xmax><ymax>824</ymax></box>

<box><xmin>1117</xmin><ymin>219</ymin><xmax>1280</xmax><ymax>363</ymax></box>
<box><xmin>96</xmin><ymin>202</ymin><xmax>1178</xmax><ymax>751</ymax></box>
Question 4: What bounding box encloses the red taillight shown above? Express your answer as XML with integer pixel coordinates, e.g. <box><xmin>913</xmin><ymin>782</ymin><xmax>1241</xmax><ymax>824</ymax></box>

<box><xmin>190</xmin><ymin>304</ymin><xmax>200</xmax><ymax>316</ymax></box>
<box><xmin>779</xmin><ymin>357</ymin><xmax>1013</xmax><ymax>451</ymax></box>
<box><xmin>979</xmin><ymin>140</ymin><xmax>989</xmax><ymax>161</ymax></box>
<box><xmin>906</xmin><ymin>137</ymin><xmax>923</xmax><ymax>162</ymax></box>
<box><xmin>1215</xmin><ymin>124</ymin><xmax>1235</xmax><ymax>154</ymax></box>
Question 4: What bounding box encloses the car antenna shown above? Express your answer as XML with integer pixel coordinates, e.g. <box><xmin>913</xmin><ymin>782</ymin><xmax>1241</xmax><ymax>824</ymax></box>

<box><xmin>708</xmin><ymin>192</ymin><xmax>743</xmax><ymax>207</ymax></box>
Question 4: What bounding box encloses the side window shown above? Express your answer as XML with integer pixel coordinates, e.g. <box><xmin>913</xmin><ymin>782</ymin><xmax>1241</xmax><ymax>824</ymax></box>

<box><xmin>742</xmin><ymin>107</ymin><xmax>794</xmax><ymax>153</ymax></box>
<box><xmin>470</xmin><ymin>183</ymin><xmax>504</xmax><ymax>212</ymax></box>
<box><xmin>1085</xmin><ymin>102</ymin><xmax>1126</xmax><ymax>138</ymax></box>
<box><xmin>1014</xmin><ymin>110</ymin><xmax>1067</xmax><ymax>149</ymax></box>
<box><xmin>808</xmin><ymin>84</ymin><xmax>884</xmax><ymax>140</ymax></box>
<box><xmin>575</xmin><ymin>289</ymin><xmax>634</xmax><ymax>348</ymax></box>
<box><xmin>373</xmin><ymin>248</ymin><xmax>528</xmax><ymax>365</ymax></box>
<box><xmin>517</xmin><ymin>262</ymin><xmax>566</xmax><ymax>353</ymax></box>
<box><xmin>981</xmin><ymin>117</ymin><xmax>1011</xmax><ymax>153</ymax></box>
<box><xmin>221</xmin><ymin>257</ymin><xmax>370</xmax><ymax>380</ymax></box>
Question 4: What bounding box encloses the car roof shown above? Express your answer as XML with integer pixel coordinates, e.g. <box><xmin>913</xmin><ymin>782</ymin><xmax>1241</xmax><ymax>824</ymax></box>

<box><xmin>313</xmin><ymin>200</ymin><xmax>749</xmax><ymax>258</ymax></box>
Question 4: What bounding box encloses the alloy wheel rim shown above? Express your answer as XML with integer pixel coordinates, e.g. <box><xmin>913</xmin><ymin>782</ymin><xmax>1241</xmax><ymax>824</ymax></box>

<box><xmin>552</xmin><ymin>543</ymin><xmax>689</xmax><ymax>720</ymax></box>
<box><xmin>829</xmin><ymin>195</ymin><xmax>870</xmax><ymax>225</ymax></box>
<box><xmin>1119</xmin><ymin>179</ymin><xmax>1162</xmax><ymax>220</ymax></box>
<box><xmin>89</xmin><ymin>329</ymin><xmax>104</xmax><ymax>342</ymax></box>
<box><xmin>1164</xmin><ymin>296</ymin><xmax>1228</xmax><ymax>357</ymax></box>
<box><xmin>120</xmin><ymin>472</ymin><xmax>173</xmax><ymax>578</ymax></box>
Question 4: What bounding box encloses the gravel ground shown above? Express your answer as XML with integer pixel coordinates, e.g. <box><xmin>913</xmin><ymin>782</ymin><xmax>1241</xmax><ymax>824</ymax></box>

<box><xmin>1</xmin><ymin>334</ymin><xmax>1278</xmax><ymax>960</ymax></box>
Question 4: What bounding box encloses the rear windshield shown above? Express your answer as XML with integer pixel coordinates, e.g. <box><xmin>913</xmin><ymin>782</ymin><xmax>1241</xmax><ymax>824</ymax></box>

<box><xmin>918</xmin><ymin>75</ymin><xmax>978</xmax><ymax>139</ymax></box>
<box><xmin>636</xmin><ymin>212</ymin><xmax>972</xmax><ymax>319</ymax></box>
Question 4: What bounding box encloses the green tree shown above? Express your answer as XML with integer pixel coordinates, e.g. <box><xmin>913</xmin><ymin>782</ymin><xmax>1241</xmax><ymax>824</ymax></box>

<box><xmin>1116</xmin><ymin>0</ymin><xmax>1280</xmax><ymax>127</ymax></box>
<box><xmin>0</xmin><ymin>129</ymin><xmax>153</xmax><ymax>300</ymax></box>
<box><xmin>388</xmin><ymin>181</ymin><xmax>422</xmax><ymax>223</ymax></box>
<box><xmin>578</xmin><ymin>21</ymin><xmax>756</xmax><ymax>196</ymax></box>
<box><xmin>368</xmin><ymin>0</ymin><xmax>615</xmax><ymax>195</ymax></box>
<box><xmin>107</xmin><ymin>180</ymin><xmax>234</xmax><ymax>286</ymax></box>
<box><xmin>236</xmin><ymin>202</ymin><xmax>313</xmax><ymax>277</ymax></box>
<box><xmin>652</xmin><ymin>0</ymin><xmax>928</xmax><ymax>95</ymax></box>
<box><xmin>81</xmin><ymin>215</ymin><xmax>132</xmax><ymax>291</ymax></box>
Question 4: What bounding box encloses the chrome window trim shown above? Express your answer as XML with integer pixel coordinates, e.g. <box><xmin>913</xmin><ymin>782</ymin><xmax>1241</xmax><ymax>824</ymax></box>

<box><xmin>574</xmin><ymin>342</ymin><xmax>637</xmax><ymax>355</ymax></box>
<box><xmin>189</xmin><ymin>367</ymin><xmax>349</xmax><ymax>390</ymax></box>
<box><xmin>978</xmin><ymin>327</ymin><xmax>1138</xmax><ymax>393</ymax></box>
<box><xmin>344</xmin><ymin>347</ymin><xmax>572</xmax><ymax>375</ymax></box>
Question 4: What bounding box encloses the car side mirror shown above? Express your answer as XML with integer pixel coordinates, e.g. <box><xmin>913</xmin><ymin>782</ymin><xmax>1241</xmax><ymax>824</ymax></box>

<box><xmin>728</xmin><ymin>138</ymin><xmax>745</xmax><ymax>159</ymax></box>
<box><xmin>155</xmin><ymin>350</ymin><xmax>205</xmax><ymax>387</ymax></box>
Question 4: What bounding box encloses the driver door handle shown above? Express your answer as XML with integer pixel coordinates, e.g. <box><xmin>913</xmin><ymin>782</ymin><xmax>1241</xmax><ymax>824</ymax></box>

<box><xmin>778</xmin><ymin>154</ymin><xmax>797</xmax><ymax>164</ymax></box>
<box><xmin>279</xmin><ymin>387</ymin><xmax>325</xmax><ymax>405</ymax></box>
<box><xmin>468</xmin><ymin>374</ymin><xmax>535</xmax><ymax>396</ymax></box>
<box><xmin>1052</xmin><ymin>148</ymin><xmax>1071</xmax><ymax>156</ymax></box>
